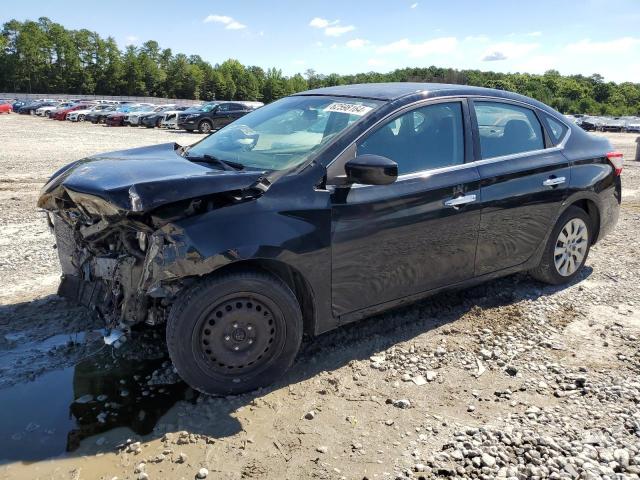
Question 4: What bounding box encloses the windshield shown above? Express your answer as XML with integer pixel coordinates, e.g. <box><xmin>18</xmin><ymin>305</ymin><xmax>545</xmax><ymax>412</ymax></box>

<box><xmin>198</xmin><ymin>102</ymin><xmax>218</xmax><ymax>113</ymax></box>
<box><xmin>185</xmin><ymin>95</ymin><xmax>383</xmax><ymax>171</ymax></box>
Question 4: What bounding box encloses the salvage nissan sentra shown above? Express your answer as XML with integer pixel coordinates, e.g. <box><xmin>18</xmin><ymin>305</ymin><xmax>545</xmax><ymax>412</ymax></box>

<box><xmin>38</xmin><ymin>83</ymin><xmax>622</xmax><ymax>395</ymax></box>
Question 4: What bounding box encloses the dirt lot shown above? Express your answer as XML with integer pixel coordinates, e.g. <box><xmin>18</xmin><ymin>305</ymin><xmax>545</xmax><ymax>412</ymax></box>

<box><xmin>0</xmin><ymin>114</ymin><xmax>639</xmax><ymax>480</ymax></box>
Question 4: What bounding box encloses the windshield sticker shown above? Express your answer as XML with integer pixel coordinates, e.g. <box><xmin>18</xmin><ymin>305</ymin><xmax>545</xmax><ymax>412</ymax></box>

<box><xmin>323</xmin><ymin>103</ymin><xmax>373</xmax><ymax>116</ymax></box>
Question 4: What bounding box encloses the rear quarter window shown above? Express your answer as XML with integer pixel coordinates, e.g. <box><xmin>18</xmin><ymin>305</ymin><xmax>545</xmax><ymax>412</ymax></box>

<box><xmin>543</xmin><ymin>114</ymin><xmax>569</xmax><ymax>144</ymax></box>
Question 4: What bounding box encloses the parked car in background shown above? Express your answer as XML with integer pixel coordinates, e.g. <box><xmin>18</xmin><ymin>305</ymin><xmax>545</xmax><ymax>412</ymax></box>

<box><xmin>177</xmin><ymin>101</ymin><xmax>263</xmax><ymax>133</ymax></box>
<box><xmin>601</xmin><ymin>117</ymin><xmax>627</xmax><ymax>132</ymax></box>
<box><xmin>39</xmin><ymin>83</ymin><xmax>622</xmax><ymax>395</ymax></box>
<box><xmin>35</xmin><ymin>102</ymin><xmax>61</xmax><ymax>116</ymax></box>
<box><xmin>52</xmin><ymin>103</ymin><xmax>96</xmax><ymax>121</ymax></box>
<box><xmin>87</xmin><ymin>106</ymin><xmax>117</xmax><ymax>124</ymax></box>
<box><xmin>626</xmin><ymin>118</ymin><xmax>640</xmax><ymax>133</ymax></box>
<box><xmin>12</xmin><ymin>100</ymin><xmax>27</xmax><ymax>111</ymax></box>
<box><xmin>67</xmin><ymin>104</ymin><xmax>113</xmax><ymax>122</ymax></box>
<box><xmin>19</xmin><ymin>101</ymin><xmax>58</xmax><ymax>115</ymax></box>
<box><xmin>125</xmin><ymin>105</ymin><xmax>168</xmax><ymax>126</ymax></box>
<box><xmin>105</xmin><ymin>111</ymin><xmax>126</xmax><ymax>126</ymax></box>
<box><xmin>0</xmin><ymin>101</ymin><xmax>12</xmax><ymax>114</ymax></box>
<box><xmin>141</xmin><ymin>105</ymin><xmax>189</xmax><ymax>128</ymax></box>
<box><xmin>101</xmin><ymin>103</ymin><xmax>152</xmax><ymax>126</ymax></box>
<box><xmin>42</xmin><ymin>102</ymin><xmax>75</xmax><ymax>118</ymax></box>
<box><xmin>579</xmin><ymin>116</ymin><xmax>602</xmax><ymax>132</ymax></box>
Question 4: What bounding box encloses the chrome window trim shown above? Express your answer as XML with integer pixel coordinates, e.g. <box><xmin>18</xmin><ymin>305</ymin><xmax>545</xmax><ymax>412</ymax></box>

<box><xmin>326</xmin><ymin>94</ymin><xmax>571</xmax><ymax>188</ymax></box>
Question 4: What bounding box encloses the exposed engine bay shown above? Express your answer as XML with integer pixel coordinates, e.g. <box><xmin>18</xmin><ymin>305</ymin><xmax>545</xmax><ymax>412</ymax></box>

<box><xmin>37</xmin><ymin>143</ymin><xmax>272</xmax><ymax>329</ymax></box>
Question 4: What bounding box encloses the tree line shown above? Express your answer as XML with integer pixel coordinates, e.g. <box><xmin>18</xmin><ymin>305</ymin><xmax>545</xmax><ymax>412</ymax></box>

<box><xmin>1</xmin><ymin>17</ymin><xmax>639</xmax><ymax>115</ymax></box>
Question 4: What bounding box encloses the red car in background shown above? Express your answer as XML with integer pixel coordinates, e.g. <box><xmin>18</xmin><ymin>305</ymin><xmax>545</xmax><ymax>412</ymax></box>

<box><xmin>52</xmin><ymin>103</ymin><xmax>95</xmax><ymax>121</ymax></box>
<box><xmin>0</xmin><ymin>102</ymin><xmax>12</xmax><ymax>114</ymax></box>
<box><xmin>105</xmin><ymin>112</ymin><xmax>126</xmax><ymax>126</ymax></box>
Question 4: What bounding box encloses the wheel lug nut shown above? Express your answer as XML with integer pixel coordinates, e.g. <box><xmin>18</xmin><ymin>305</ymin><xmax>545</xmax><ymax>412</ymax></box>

<box><xmin>234</xmin><ymin>346</ymin><xmax>239</xmax><ymax>351</ymax></box>
<box><xmin>233</xmin><ymin>323</ymin><xmax>238</xmax><ymax>328</ymax></box>
<box><xmin>225</xmin><ymin>336</ymin><xmax>230</xmax><ymax>341</ymax></box>
<box><xmin>247</xmin><ymin>325</ymin><xmax>252</xmax><ymax>331</ymax></box>
<box><xmin>248</xmin><ymin>339</ymin><xmax>253</xmax><ymax>344</ymax></box>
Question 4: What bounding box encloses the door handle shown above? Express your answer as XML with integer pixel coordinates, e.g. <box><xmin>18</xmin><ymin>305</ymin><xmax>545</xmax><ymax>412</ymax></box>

<box><xmin>444</xmin><ymin>194</ymin><xmax>477</xmax><ymax>208</ymax></box>
<box><xmin>543</xmin><ymin>176</ymin><xmax>566</xmax><ymax>187</ymax></box>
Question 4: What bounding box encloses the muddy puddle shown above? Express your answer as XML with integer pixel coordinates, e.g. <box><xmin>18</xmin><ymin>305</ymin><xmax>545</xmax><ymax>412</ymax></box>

<box><xmin>0</xmin><ymin>333</ymin><xmax>194</xmax><ymax>463</ymax></box>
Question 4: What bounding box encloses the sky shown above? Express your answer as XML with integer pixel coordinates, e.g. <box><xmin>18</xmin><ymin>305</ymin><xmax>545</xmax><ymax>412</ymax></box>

<box><xmin>3</xmin><ymin>0</ymin><xmax>640</xmax><ymax>83</ymax></box>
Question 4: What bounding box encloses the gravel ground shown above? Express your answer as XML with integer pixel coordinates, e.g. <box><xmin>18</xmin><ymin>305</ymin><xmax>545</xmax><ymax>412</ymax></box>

<box><xmin>0</xmin><ymin>114</ymin><xmax>639</xmax><ymax>480</ymax></box>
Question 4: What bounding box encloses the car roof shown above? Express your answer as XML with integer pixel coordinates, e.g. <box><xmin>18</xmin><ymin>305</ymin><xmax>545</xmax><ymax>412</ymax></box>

<box><xmin>293</xmin><ymin>82</ymin><xmax>537</xmax><ymax>103</ymax></box>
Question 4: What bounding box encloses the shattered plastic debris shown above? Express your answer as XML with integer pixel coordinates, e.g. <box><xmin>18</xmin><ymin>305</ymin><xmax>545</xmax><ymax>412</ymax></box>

<box><xmin>103</xmin><ymin>329</ymin><xmax>126</xmax><ymax>347</ymax></box>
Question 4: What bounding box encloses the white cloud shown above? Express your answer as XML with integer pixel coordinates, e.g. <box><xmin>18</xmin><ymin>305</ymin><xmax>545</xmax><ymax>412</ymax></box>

<box><xmin>125</xmin><ymin>35</ymin><xmax>138</xmax><ymax>45</ymax></box>
<box><xmin>481</xmin><ymin>42</ymin><xmax>539</xmax><ymax>61</ymax></box>
<box><xmin>376</xmin><ymin>37</ymin><xmax>457</xmax><ymax>57</ymax></box>
<box><xmin>325</xmin><ymin>24</ymin><xmax>356</xmax><ymax>37</ymax></box>
<box><xmin>309</xmin><ymin>17</ymin><xmax>330</xmax><ymax>28</ymax></box>
<box><xmin>410</xmin><ymin>2</ymin><xmax>419</xmax><ymax>8</ymax></box>
<box><xmin>346</xmin><ymin>38</ymin><xmax>370</xmax><ymax>49</ymax></box>
<box><xmin>203</xmin><ymin>14</ymin><xmax>247</xmax><ymax>30</ymax></box>
<box><xmin>367</xmin><ymin>58</ymin><xmax>386</xmax><ymax>66</ymax></box>
<box><xmin>309</xmin><ymin>17</ymin><xmax>355</xmax><ymax>37</ymax></box>
<box><xmin>565</xmin><ymin>37</ymin><xmax>640</xmax><ymax>54</ymax></box>
<box><xmin>465</xmin><ymin>34</ymin><xmax>489</xmax><ymax>42</ymax></box>
<box><xmin>526</xmin><ymin>31</ymin><xmax>542</xmax><ymax>37</ymax></box>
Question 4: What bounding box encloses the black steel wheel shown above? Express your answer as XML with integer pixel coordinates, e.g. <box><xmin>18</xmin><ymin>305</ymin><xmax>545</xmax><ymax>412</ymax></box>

<box><xmin>167</xmin><ymin>270</ymin><xmax>303</xmax><ymax>395</ymax></box>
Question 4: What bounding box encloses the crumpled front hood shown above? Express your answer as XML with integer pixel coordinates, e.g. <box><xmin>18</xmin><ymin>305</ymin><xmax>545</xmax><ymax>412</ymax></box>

<box><xmin>38</xmin><ymin>142</ymin><xmax>265</xmax><ymax>215</ymax></box>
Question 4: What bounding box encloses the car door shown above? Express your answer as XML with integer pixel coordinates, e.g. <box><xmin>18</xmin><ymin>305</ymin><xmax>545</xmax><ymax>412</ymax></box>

<box><xmin>228</xmin><ymin>103</ymin><xmax>248</xmax><ymax>122</ymax></box>
<box><xmin>471</xmin><ymin>99</ymin><xmax>570</xmax><ymax>275</ymax></box>
<box><xmin>329</xmin><ymin>100</ymin><xmax>481</xmax><ymax>316</ymax></box>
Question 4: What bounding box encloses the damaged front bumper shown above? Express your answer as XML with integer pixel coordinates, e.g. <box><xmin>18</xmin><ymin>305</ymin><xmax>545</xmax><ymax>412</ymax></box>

<box><xmin>50</xmin><ymin>210</ymin><xmax>226</xmax><ymax>328</ymax></box>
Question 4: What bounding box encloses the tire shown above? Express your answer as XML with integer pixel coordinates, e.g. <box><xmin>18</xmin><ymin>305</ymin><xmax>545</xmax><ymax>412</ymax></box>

<box><xmin>530</xmin><ymin>206</ymin><xmax>592</xmax><ymax>285</ymax></box>
<box><xmin>167</xmin><ymin>270</ymin><xmax>303</xmax><ymax>396</ymax></box>
<box><xmin>198</xmin><ymin>120</ymin><xmax>213</xmax><ymax>134</ymax></box>
<box><xmin>78</xmin><ymin>114</ymin><xmax>85</xmax><ymax>122</ymax></box>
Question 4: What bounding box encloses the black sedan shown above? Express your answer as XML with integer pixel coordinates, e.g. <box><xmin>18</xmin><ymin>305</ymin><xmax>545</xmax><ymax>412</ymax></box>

<box><xmin>38</xmin><ymin>83</ymin><xmax>622</xmax><ymax>395</ymax></box>
<box><xmin>18</xmin><ymin>101</ymin><xmax>57</xmax><ymax>115</ymax></box>
<box><xmin>177</xmin><ymin>101</ymin><xmax>262</xmax><ymax>133</ymax></box>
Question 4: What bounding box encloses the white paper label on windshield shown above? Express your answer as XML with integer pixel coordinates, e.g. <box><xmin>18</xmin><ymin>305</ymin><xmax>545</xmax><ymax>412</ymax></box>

<box><xmin>323</xmin><ymin>102</ymin><xmax>373</xmax><ymax>116</ymax></box>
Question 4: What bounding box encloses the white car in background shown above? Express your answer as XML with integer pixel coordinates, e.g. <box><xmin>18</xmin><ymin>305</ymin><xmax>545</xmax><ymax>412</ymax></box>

<box><xmin>67</xmin><ymin>104</ymin><xmax>113</xmax><ymax>122</ymax></box>
<box><xmin>626</xmin><ymin>118</ymin><xmax>640</xmax><ymax>133</ymax></box>
<box><xmin>123</xmin><ymin>105</ymin><xmax>158</xmax><ymax>126</ymax></box>
<box><xmin>35</xmin><ymin>103</ymin><xmax>63</xmax><ymax>116</ymax></box>
<box><xmin>161</xmin><ymin>105</ymin><xmax>201</xmax><ymax>129</ymax></box>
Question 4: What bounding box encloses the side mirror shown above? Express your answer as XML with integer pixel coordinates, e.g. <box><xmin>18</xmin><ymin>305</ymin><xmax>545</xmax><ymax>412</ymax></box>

<box><xmin>345</xmin><ymin>154</ymin><xmax>398</xmax><ymax>185</ymax></box>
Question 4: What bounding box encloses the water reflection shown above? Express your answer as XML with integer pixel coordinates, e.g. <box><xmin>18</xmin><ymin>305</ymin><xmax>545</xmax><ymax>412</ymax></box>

<box><xmin>0</xmin><ymin>344</ymin><xmax>192</xmax><ymax>463</ymax></box>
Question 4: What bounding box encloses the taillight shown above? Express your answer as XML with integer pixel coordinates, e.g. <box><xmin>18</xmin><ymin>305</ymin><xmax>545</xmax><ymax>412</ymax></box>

<box><xmin>606</xmin><ymin>152</ymin><xmax>624</xmax><ymax>176</ymax></box>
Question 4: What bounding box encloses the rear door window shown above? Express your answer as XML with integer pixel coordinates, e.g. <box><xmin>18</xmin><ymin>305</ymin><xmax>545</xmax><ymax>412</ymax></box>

<box><xmin>473</xmin><ymin>101</ymin><xmax>544</xmax><ymax>159</ymax></box>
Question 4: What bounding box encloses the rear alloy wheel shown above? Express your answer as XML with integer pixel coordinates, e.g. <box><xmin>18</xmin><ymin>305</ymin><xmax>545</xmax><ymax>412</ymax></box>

<box><xmin>167</xmin><ymin>271</ymin><xmax>303</xmax><ymax>395</ymax></box>
<box><xmin>530</xmin><ymin>206</ymin><xmax>592</xmax><ymax>285</ymax></box>
<box><xmin>78</xmin><ymin>114</ymin><xmax>85</xmax><ymax>122</ymax></box>
<box><xmin>198</xmin><ymin>120</ymin><xmax>213</xmax><ymax>134</ymax></box>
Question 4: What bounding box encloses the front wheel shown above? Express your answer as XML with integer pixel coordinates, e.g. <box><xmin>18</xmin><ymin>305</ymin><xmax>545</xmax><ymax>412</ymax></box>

<box><xmin>198</xmin><ymin>120</ymin><xmax>213</xmax><ymax>134</ymax></box>
<box><xmin>530</xmin><ymin>206</ymin><xmax>592</xmax><ymax>285</ymax></box>
<box><xmin>167</xmin><ymin>271</ymin><xmax>303</xmax><ymax>395</ymax></box>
